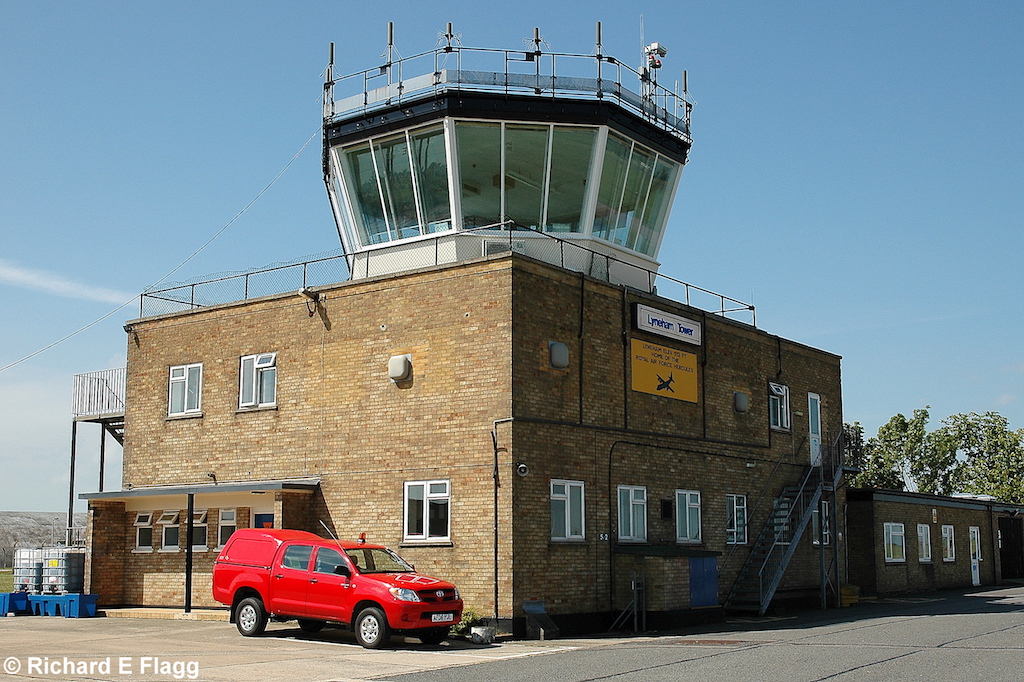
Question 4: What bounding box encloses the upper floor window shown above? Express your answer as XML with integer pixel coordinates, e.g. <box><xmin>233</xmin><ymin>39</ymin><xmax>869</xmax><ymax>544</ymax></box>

<box><xmin>726</xmin><ymin>494</ymin><xmax>747</xmax><ymax>545</ymax></box>
<box><xmin>550</xmin><ymin>479</ymin><xmax>585</xmax><ymax>541</ymax></box>
<box><xmin>239</xmin><ymin>353</ymin><xmax>277</xmax><ymax>408</ymax></box>
<box><xmin>812</xmin><ymin>501</ymin><xmax>831</xmax><ymax>545</ymax></box>
<box><xmin>769</xmin><ymin>382</ymin><xmax>790</xmax><ymax>430</ymax></box>
<box><xmin>168</xmin><ymin>363</ymin><xmax>202</xmax><ymax>416</ymax></box>
<box><xmin>676</xmin><ymin>490</ymin><xmax>701</xmax><ymax>543</ymax></box>
<box><xmin>404</xmin><ymin>480</ymin><xmax>450</xmax><ymax>542</ymax></box>
<box><xmin>617</xmin><ymin>485</ymin><xmax>647</xmax><ymax>543</ymax></box>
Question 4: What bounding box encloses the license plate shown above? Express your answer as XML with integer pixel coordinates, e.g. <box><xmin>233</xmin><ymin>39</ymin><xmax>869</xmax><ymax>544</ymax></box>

<box><xmin>431</xmin><ymin>613</ymin><xmax>454</xmax><ymax>623</ymax></box>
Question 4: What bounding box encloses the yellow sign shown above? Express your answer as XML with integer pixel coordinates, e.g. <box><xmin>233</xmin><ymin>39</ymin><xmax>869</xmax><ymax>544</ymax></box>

<box><xmin>631</xmin><ymin>339</ymin><xmax>698</xmax><ymax>403</ymax></box>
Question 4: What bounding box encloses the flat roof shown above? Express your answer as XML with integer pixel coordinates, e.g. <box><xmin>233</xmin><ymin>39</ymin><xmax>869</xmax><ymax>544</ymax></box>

<box><xmin>79</xmin><ymin>477</ymin><xmax>320</xmax><ymax>501</ymax></box>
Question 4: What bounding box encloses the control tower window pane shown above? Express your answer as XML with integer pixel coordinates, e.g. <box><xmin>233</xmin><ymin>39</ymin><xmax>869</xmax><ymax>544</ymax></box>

<box><xmin>456</xmin><ymin>122</ymin><xmax>502</xmax><ymax>229</ymax></box>
<box><xmin>618</xmin><ymin>146</ymin><xmax>656</xmax><ymax>248</ymax></box>
<box><xmin>545</xmin><ymin>126</ymin><xmax>596</xmax><ymax>233</ymax></box>
<box><xmin>631</xmin><ymin>156</ymin><xmax>678</xmax><ymax>256</ymax></box>
<box><xmin>373</xmin><ymin>134</ymin><xmax>420</xmax><ymax>240</ymax></box>
<box><xmin>592</xmin><ymin>133</ymin><xmax>632</xmax><ymax>243</ymax></box>
<box><xmin>343</xmin><ymin>143</ymin><xmax>389</xmax><ymax>245</ymax></box>
<box><xmin>410</xmin><ymin>126</ymin><xmax>451</xmax><ymax>234</ymax></box>
<box><xmin>504</xmin><ymin>124</ymin><xmax>548</xmax><ymax>230</ymax></box>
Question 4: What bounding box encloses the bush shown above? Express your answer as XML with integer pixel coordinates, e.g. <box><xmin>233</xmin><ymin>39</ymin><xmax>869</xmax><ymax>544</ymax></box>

<box><xmin>452</xmin><ymin>608</ymin><xmax>485</xmax><ymax>636</ymax></box>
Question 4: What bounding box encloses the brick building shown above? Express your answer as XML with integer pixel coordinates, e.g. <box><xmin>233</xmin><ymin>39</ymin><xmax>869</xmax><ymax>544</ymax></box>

<box><xmin>78</xmin><ymin>32</ymin><xmax>848</xmax><ymax>634</ymax></box>
<box><xmin>846</xmin><ymin>488</ymin><xmax>1024</xmax><ymax>596</ymax></box>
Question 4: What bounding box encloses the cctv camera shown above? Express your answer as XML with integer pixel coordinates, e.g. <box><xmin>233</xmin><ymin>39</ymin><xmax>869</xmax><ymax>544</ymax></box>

<box><xmin>515</xmin><ymin>462</ymin><xmax>529</xmax><ymax>477</ymax></box>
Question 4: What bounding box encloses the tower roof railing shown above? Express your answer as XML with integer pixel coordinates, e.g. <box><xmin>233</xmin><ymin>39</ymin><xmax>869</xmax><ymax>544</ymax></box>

<box><xmin>137</xmin><ymin>225</ymin><xmax>754</xmax><ymax>327</ymax></box>
<box><xmin>325</xmin><ymin>42</ymin><xmax>692</xmax><ymax>143</ymax></box>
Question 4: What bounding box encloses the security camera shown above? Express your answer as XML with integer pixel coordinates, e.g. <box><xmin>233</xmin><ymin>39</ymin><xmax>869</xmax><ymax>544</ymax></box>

<box><xmin>299</xmin><ymin>287</ymin><xmax>320</xmax><ymax>302</ymax></box>
<box><xmin>515</xmin><ymin>462</ymin><xmax>529</xmax><ymax>477</ymax></box>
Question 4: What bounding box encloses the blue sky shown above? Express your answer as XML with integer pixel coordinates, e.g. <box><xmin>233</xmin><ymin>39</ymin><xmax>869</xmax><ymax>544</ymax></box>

<box><xmin>1</xmin><ymin>1</ymin><xmax>1022</xmax><ymax>512</ymax></box>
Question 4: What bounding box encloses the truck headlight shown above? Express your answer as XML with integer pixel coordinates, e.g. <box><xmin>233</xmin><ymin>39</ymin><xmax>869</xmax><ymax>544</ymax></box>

<box><xmin>389</xmin><ymin>587</ymin><xmax>421</xmax><ymax>602</ymax></box>
<box><xmin>454</xmin><ymin>587</ymin><xmax>460</xmax><ymax>601</ymax></box>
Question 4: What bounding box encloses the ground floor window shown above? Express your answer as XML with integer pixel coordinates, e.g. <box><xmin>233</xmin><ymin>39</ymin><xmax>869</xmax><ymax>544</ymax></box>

<box><xmin>190</xmin><ymin>510</ymin><xmax>208</xmax><ymax>550</ymax></box>
<box><xmin>404</xmin><ymin>480</ymin><xmax>450</xmax><ymax>541</ymax></box>
<box><xmin>158</xmin><ymin>511</ymin><xmax>180</xmax><ymax>552</ymax></box>
<box><xmin>134</xmin><ymin>512</ymin><xmax>153</xmax><ymax>552</ymax></box>
<box><xmin>884</xmin><ymin>522</ymin><xmax>906</xmax><ymax>562</ymax></box>
<box><xmin>942</xmin><ymin>525</ymin><xmax>956</xmax><ymax>561</ymax></box>
<box><xmin>550</xmin><ymin>479</ymin><xmax>585</xmax><ymax>541</ymax></box>
<box><xmin>918</xmin><ymin>524</ymin><xmax>932</xmax><ymax>562</ymax></box>
<box><xmin>617</xmin><ymin>485</ymin><xmax>647</xmax><ymax>542</ymax></box>
<box><xmin>219</xmin><ymin>509</ymin><xmax>237</xmax><ymax>546</ymax></box>
<box><xmin>676</xmin><ymin>490</ymin><xmax>701</xmax><ymax>543</ymax></box>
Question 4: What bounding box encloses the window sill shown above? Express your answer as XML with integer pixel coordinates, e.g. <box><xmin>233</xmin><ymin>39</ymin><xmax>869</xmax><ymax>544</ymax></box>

<box><xmin>399</xmin><ymin>541</ymin><xmax>453</xmax><ymax>548</ymax></box>
<box><xmin>884</xmin><ymin>559</ymin><xmax>906</xmax><ymax>564</ymax></box>
<box><xmin>132</xmin><ymin>548</ymin><xmax>153</xmax><ymax>554</ymax></box>
<box><xmin>550</xmin><ymin>538</ymin><xmax>587</xmax><ymax>545</ymax></box>
<box><xmin>236</xmin><ymin>405</ymin><xmax>278</xmax><ymax>415</ymax></box>
<box><xmin>158</xmin><ymin>548</ymin><xmax>181</xmax><ymax>554</ymax></box>
<box><xmin>770</xmin><ymin>426</ymin><xmax>791</xmax><ymax>433</ymax></box>
<box><xmin>166</xmin><ymin>412</ymin><xmax>203</xmax><ymax>421</ymax></box>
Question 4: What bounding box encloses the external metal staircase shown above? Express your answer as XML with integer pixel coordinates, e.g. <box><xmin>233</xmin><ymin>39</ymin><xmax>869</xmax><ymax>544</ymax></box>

<box><xmin>725</xmin><ymin>437</ymin><xmax>845</xmax><ymax>615</ymax></box>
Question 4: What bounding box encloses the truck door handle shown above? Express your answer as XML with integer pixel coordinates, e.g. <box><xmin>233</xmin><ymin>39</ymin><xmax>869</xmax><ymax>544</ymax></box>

<box><xmin>274</xmin><ymin>574</ymin><xmax>283</xmax><ymax>579</ymax></box>
<box><xmin>309</xmin><ymin>578</ymin><xmax>318</xmax><ymax>584</ymax></box>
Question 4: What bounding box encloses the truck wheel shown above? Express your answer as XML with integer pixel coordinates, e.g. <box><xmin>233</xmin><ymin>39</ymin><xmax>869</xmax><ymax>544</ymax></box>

<box><xmin>235</xmin><ymin>597</ymin><xmax>268</xmax><ymax>637</ymax></box>
<box><xmin>418</xmin><ymin>627</ymin><xmax>449</xmax><ymax>645</ymax></box>
<box><xmin>298</xmin><ymin>619</ymin><xmax>324</xmax><ymax>633</ymax></box>
<box><xmin>354</xmin><ymin>607</ymin><xmax>391</xmax><ymax>649</ymax></box>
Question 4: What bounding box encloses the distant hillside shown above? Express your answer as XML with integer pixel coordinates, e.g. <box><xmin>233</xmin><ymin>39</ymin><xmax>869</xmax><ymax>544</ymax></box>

<box><xmin>0</xmin><ymin>512</ymin><xmax>88</xmax><ymax>566</ymax></box>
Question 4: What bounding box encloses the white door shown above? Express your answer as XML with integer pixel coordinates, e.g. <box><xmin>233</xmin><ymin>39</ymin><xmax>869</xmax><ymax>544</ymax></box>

<box><xmin>969</xmin><ymin>526</ymin><xmax>982</xmax><ymax>586</ymax></box>
<box><xmin>808</xmin><ymin>393</ymin><xmax>822</xmax><ymax>466</ymax></box>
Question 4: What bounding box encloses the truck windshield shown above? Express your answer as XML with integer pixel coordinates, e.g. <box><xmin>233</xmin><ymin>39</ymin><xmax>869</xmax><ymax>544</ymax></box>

<box><xmin>345</xmin><ymin>547</ymin><xmax>414</xmax><ymax>574</ymax></box>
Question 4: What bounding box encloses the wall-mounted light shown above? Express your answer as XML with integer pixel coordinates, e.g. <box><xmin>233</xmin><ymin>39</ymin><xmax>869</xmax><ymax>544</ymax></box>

<box><xmin>207</xmin><ymin>472</ymin><xmax>217</xmax><ymax>484</ymax></box>
<box><xmin>388</xmin><ymin>354</ymin><xmax>413</xmax><ymax>382</ymax></box>
<box><xmin>299</xmin><ymin>287</ymin><xmax>321</xmax><ymax>316</ymax></box>
<box><xmin>733</xmin><ymin>391</ymin><xmax>749</xmax><ymax>414</ymax></box>
<box><xmin>515</xmin><ymin>462</ymin><xmax>529</xmax><ymax>477</ymax></box>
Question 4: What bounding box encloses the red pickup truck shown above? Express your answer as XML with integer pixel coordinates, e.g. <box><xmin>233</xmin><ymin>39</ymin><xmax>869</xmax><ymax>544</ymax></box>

<box><xmin>212</xmin><ymin>528</ymin><xmax>463</xmax><ymax>648</ymax></box>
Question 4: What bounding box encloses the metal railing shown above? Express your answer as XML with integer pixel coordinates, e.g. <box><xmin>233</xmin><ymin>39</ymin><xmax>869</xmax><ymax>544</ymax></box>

<box><xmin>326</xmin><ymin>39</ymin><xmax>692</xmax><ymax>142</ymax></box>
<box><xmin>139</xmin><ymin>225</ymin><xmax>755</xmax><ymax>326</ymax></box>
<box><xmin>72</xmin><ymin>368</ymin><xmax>126</xmax><ymax>418</ymax></box>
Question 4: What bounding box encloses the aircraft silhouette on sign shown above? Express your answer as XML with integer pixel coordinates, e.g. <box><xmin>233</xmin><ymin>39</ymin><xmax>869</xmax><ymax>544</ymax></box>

<box><xmin>656</xmin><ymin>373</ymin><xmax>675</xmax><ymax>393</ymax></box>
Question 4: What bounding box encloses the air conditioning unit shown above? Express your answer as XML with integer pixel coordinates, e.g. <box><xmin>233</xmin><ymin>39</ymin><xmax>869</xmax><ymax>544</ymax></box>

<box><xmin>483</xmin><ymin>239</ymin><xmax>527</xmax><ymax>257</ymax></box>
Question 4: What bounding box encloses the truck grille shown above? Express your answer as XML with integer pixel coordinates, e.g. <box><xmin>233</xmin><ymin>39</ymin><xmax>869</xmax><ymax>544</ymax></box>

<box><xmin>417</xmin><ymin>588</ymin><xmax>457</xmax><ymax>603</ymax></box>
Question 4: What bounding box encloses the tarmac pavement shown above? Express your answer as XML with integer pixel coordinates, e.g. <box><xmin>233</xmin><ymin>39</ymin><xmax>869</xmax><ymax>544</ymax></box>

<box><xmin>2</xmin><ymin>585</ymin><xmax>1023</xmax><ymax>681</ymax></box>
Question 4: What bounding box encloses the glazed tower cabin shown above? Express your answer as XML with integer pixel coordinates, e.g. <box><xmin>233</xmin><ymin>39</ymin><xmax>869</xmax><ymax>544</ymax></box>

<box><xmin>78</xmin><ymin>25</ymin><xmax>846</xmax><ymax>635</ymax></box>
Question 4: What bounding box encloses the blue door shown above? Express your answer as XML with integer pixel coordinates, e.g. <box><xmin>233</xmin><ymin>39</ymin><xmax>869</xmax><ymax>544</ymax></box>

<box><xmin>689</xmin><ymin>557</ymin><xmax>719</xmax><ymax>607</ymax></box>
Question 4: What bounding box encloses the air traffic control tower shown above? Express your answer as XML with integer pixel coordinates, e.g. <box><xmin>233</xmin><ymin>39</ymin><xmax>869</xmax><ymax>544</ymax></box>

<box><xmin>322</xmin><ymin>24</ymin><xmax>693</xmax><ymax>292</ymax></box>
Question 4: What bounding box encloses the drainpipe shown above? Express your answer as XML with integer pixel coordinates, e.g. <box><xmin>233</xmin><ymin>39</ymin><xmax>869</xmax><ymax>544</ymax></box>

<box><xmin>492</xmin><ymin>418</ymin><xmax>513</xmax><ymax>625</ymax></box>
<box><xmin>67</xmin><ymin>421</ymin><xmax>78</xmax><ymax>546</ymax></box>
<box><xmin>184</xmin><ymin>493</ymin><xmax>194</xmax><ymax>613</ymax></box>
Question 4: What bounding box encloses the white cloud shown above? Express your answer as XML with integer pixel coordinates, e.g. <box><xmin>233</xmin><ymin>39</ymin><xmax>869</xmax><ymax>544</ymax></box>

<box><xmin>0</xmin><ymin>258</ymin><xmax>136</xmax><ymax>305</ymax></box>
<box><xmin>996</xmin><ymin>394</ymin><xmax>1017</xmax><ymax>406</ymax></box>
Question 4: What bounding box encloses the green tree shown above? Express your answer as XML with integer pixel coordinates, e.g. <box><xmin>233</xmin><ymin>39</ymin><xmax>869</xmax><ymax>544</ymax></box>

<box><xmin>850</xmin><ymin>408</ymin><xmax>929</xmax><ymax>490</ymax></box>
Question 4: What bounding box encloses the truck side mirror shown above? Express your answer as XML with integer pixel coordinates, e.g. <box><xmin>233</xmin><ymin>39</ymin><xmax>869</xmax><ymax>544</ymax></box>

<box><xmin>334</xmin><ymin>564</ymin><xmax>351</xmax><ymax>577</ymax></box>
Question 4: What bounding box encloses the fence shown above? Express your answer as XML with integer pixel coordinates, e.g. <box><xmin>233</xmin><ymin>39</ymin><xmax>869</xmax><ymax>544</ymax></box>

<box><xmin>140</xmin><ymin>226</ymin><xmax>755</xmax><ymax>326</ymax></box>
<box><xmin>71</xmin><ymin>368</ymin><xmax>126</xmax><ymax>418</ymax></box>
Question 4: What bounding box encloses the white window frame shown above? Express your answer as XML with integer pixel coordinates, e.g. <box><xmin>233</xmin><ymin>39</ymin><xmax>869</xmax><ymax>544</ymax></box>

<box><xmin>675</xmin><ymin>490</ymin><xmax>701</xmax><ymax>543</ymax></box>
<box><xmin>158</xmin><ymin>511</ymin><xmax>181</xmax><ymax>553</ymax></box>
<box><xmin>617</xmin><ymin>485</ymin><xmax>647</xmax><ymax>543</ymax></box>
<box><xmin>918</xmin><ymin>524</ymin><xmax>932</xmax><ymax>562</ymax></box>
<box><xmin>218</xmin><ymin>508</ymin><xmax>237</xmax><ymax>548</ymax></box>
<box><xmin>550</xmin><ymin>479</ymin><xmax>585</xmax><ymax>541</ymax></box>
<box><xmin>239</xmin><ymin>352</ymin><xmax>277</xmax><ymax>408</ymax></box>
<box><xmin>884</xmin><ymin>522</ymin><xmax>906</xmax><ymax>563</ymax></box>
<box><xmin>812</xmin><ymin>500</ymin><xmax>831</xmax><ymax>546</ymax></box>
<box><xmin>404</xmin><ymin>480</ymin><xmax>451</xmax><ymax>542</ymax></box>
<box><xmin>133</xmin><ymin>512</ymin><xmax>153</xmax><ymax>553</ymax></box>
<box><xmin>168</xmin><ymin>363</ymin><xmax>203</xmax><ymax>416</ymax></box>
<box><xmin>769</xmin><ymin>382</ymin><xmax>790</xmax><ymax>430</ymax></box>
<box><xmin>726</xmin><ymin>494</ymin><xmax>747</xmax><ymax>545</ymax></box>
<box><xmin>190</xmin><ymin>510</ymin><xmax>208</xmax><ymax>551</ymax></box>
<box><xmin>942</xmin><ymin>525</ymin><xmax>956</xmax><ymax>562</ymax></box>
